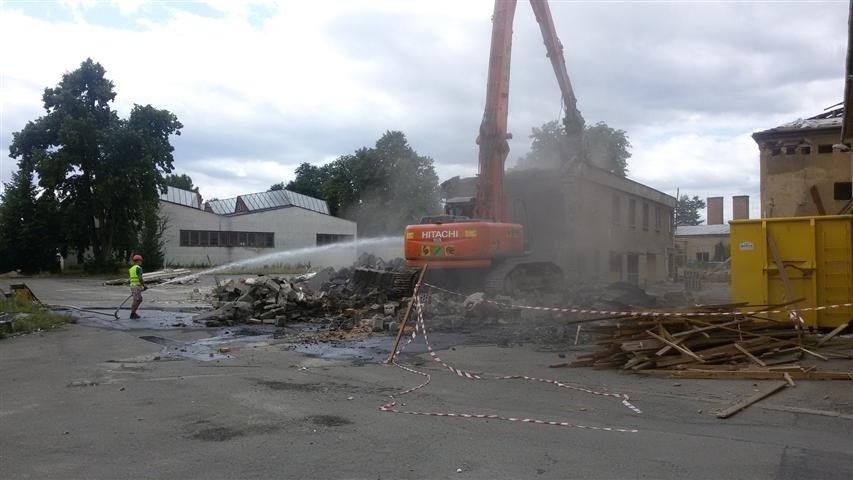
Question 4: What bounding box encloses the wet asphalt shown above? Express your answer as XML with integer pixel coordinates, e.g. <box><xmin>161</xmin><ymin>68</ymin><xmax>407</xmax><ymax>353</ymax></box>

<box><xmin>2</xmin><ymin>276</ymin><xmax>853</xmax><ymax>479</ymax></box>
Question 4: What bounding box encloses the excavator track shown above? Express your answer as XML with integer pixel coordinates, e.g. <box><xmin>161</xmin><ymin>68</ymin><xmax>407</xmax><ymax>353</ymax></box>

<box><xmin>484</xmin><ymin>257</ymin><xmax>564</xmax><ymax>296</ymax></box>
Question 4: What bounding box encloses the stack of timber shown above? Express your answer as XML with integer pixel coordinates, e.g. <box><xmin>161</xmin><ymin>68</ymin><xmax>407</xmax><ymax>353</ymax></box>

<box><xmin>103</xmin><ymin>269</ymin><xmax>192</xmax><ymax>286</ymax></box>
<box><xmin>565</xmin><ymin>305</ymin><xmax>853</xmax><ymax>380</ymax></box>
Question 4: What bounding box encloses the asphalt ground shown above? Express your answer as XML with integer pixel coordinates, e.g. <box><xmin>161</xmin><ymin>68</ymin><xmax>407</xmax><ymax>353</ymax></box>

<box><xmin>1</xmin><ymin>277</ymin><xmax>852</xmax><ymax>479</ymax></box>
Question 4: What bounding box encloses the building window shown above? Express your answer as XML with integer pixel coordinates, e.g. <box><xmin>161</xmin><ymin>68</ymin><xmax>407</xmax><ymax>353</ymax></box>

<box><xmin>771</xmin><ymin>148</ymin><xmax>782</xmax><ymax>156</ymax></box>
<box><xmin>642</xmin><ymin>203</ymin><xmax>649</xmax><ymax>230</ymax></box>
<box><xmin>628</xmin><ymin>199</ymin><xmax>636</xmax><ymax>229</ymax></box>
<box><xmin>654</xmin><ymin>206</ymin><xmax>662</xmax><ymax>232</ymax></box>
<box><xmin>834</xmin><ymin>182</ymin><xmax>852</xmax><ymax>200</ymax></box>
<box><xmin>817</xmin><ymin>144</ymin><xmax>833</xmax><ymax>154</ymax></box>
<box><xmin>609</xmin><ymin>252</ymin><xmax>622</xmax><ymax>274</ymax></box>
<box><xmin>594</xmin><ymin>250</ymin><xmax>600</xmax><ymax>276</ymax></box>
<box><xmin>316</xmin><ymin>234</ymin><xmax>355</xmax><ymax>246</ymax></box>
<box><xmin>800</xmin><ymin>146</ymin><xmax>811</xmax><ymax>154</ymax></box>
<box><xmin>785</xmin><ymin>146</ymin><xmax>796</xmax><ymax>154</ymax></box>
<box><xmin>611</xmin><ymin>194</ymin><xmax>621</xmax><ymax>226</ymax></box>
<box><xmin>696</xmin><ymin>252</ymin><xmax>709</xmax><ymax>263</ymax></box>
<box><xmin>179</xmin><ymin>230</ymin><xmax>274</xmax><ymax>248</ymax></box>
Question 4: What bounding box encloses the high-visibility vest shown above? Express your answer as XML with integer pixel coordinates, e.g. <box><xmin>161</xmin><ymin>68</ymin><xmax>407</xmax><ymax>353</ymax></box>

<box><xmin>129</xmin><ymin>265</ymin><xmax>142</xmax><ymax>287</ymax></box>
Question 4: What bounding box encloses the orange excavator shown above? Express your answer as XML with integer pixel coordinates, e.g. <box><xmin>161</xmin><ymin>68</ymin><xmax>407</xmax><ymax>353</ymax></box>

<box><xmin>404</xmin><ymin>0</ymin><xmax>584</xmax><ymax>294</ymax></box>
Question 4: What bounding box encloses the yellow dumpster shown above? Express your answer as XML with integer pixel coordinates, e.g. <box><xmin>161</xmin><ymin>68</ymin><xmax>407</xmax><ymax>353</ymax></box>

<box><xmin>730</xmin><ymin>215</ymin><xmax>853</xmax><ymax>329</ymax></box>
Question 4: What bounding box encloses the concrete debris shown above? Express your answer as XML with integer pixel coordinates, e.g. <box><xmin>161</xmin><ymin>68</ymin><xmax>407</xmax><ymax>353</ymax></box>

<box><xmin>193</xmin><ymin>254</ymin><xmax>418</xmax><ymax>328</ymax></box>
<box><xmin>192</xmin><ymin>252</ymin><xmax>670</xmax><ymax>349</ymax></box>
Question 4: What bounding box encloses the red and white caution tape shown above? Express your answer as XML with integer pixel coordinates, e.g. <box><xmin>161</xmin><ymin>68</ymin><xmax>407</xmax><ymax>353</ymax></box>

<box><xmin>423</xmin><ymin>282</ymin><xmax>853</xmax><ymax>318</ymax></box>
<box><xmin>381</xmin><ymin>291</ymin><xmax>640</xmax><ymax>433</ymax></box>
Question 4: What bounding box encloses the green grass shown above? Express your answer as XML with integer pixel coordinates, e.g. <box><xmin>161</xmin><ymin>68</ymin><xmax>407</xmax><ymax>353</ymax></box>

<box><xmin>0</xmin><ymin>297</ymin><xmax>74</xmax><ymax>339</ymax></box>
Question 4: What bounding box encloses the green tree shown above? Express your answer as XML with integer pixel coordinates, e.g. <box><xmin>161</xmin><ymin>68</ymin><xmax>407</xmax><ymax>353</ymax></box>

<box><xmin>285</xmin><ymin>132</ymin><xmax>441</xmax><ymax>235</ymax></box>
<box><xmin>8</xmin><ymin>58</ymin><xmax>182</xmax><ymax>271</ymax></box>
<box><xmin>584</xmin><ymin>122</ymin><xmax>630</xmax><ymax>176</ymax></box>
<box><xmin>675</xmin><ymin>195</ymin><xmax>706</xmax><ymax>226</ymax></box>
<box><xmin>518</xmin><ymin>120</ymin><xmax>630</xmax><ymax>175</ymax></box>
<box><xmin>268</xmin><ymin>182</ymin><xmax>284</xmax><ymax>191</ymax></box>
<box><xmin>284</xmin><ymin>162</ymin><xmax>328</xmax><ymax>199</ymax></box>
<box><xmin>0</xmin><ymin>162</ymin><xmax>60</xmax><ymax>273</ymax></box>
<box><xmin>164</xmin><ymin>173</ymin><xmax>198</xmax><ymax>192</ymax></box>
<box><xmin>136</xmin><ymin>204</ymin><xmax>167</xmax><ymax>270</ymax></box>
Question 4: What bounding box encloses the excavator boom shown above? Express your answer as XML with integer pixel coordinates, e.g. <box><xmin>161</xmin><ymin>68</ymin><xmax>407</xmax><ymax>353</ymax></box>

<box><xmin>405</xmin><ymin>0</ymin><xmax>580</xmax><ymax>293</ymax></box>
<box><xmin>474</xmin><ymin>0</ymin><xmax>584</xmax><ymax>222</ymax></box>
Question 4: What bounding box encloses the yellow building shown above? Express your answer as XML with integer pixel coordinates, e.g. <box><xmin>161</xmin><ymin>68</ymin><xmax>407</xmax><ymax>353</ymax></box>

<box><xmin>752</xmin><ymin>108</ymin><xmax>853</xmax><ymax>218</ymax></box>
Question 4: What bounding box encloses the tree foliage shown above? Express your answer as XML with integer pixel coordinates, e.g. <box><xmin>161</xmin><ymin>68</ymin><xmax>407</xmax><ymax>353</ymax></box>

<box><xmin>6</xmin><ymin>58</ymin><xmax>182</xmax><ymax>271</ymax></box>
<box><xmin>0</xmin><ymin>163</ymin><xmax>61</xmax><ymax>273</ymax></box>
<box><xmin>137</xmin><ymin>204</ymin><xmax>167</xmax><ymax>271</ymax></box>
<box><xmin>283</xmin><ymin>131</ymin><xmax>441</xmax><ymax>236</ymax></box>
<box><xmin>164</xmin><ymin>173</ymin><xmax>198</xmax><ymax>192</ymax></box>
<box><xmin>675</xmin><ymin>195</ymin><xmax>706</xmax><ymax>226</ymax></box>
<box><xmin>517</xmin><ymin>120</ymin><xmax>630</xmax><ymax>176</ymax></box>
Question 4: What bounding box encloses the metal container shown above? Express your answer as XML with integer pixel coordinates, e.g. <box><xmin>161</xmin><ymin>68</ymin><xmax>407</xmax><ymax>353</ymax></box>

<box><xmin>730</xmin><ymin>215</ymin><xmax>853</xmax><ymax>328</ymax></box>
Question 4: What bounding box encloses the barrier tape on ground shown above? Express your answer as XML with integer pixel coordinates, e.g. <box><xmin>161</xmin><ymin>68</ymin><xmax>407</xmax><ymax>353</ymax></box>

<box><xmin>422</xmin><ymin>282</ymin><xmax>853</xmax><ymax>318</ymax></box>
<box><xmin>380</xmin><ymin>292</ymin><xmax>640</xmax><ymax>433</ymax></box>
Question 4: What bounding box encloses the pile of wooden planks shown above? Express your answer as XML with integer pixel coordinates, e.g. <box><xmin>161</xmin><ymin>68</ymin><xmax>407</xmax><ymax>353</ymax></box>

<box><xmin>103</xmin><ymin>268</ymin><xmax>192</xmax><ymax>286</ymax></box>
<box><xmin>562</xmin><ymin>305</ymin><xmax>853</xmax><ymax>380</ymax></box>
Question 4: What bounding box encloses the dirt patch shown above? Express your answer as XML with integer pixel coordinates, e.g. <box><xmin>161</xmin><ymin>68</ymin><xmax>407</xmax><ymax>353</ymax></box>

<box><xmin>189</xmin><ymin>426</ymin><xmax>245</xmax><ymax>442</ymax></box>
<box><xmin>255</xmin><ymin>379</ymin><xmax>328</xmax><ymax>392</ymax></box>
<box><xmin>307</xmin><ymin>415</ymin><xmax>352</xmax><ymax>427</ymax></box>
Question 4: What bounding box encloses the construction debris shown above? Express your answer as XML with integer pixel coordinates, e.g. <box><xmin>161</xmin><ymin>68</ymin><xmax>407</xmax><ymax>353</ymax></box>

<box><xmin>104</xmin><ymin>269</ymin><xmax>193</xmax><ymax>286</ymax></box>
<box><xmin>562</xmin><ymin>304</ymin><xmax>853</xmax><ymax>380</ymax></box>
<box><xmin>193</xmin><ymin>256</ymin><xmax>419</xmax><ymax>329</ymax></box>
<box><xmin>715</xmin><ymin>381</ymin><xmax>789</xmax><ymax>418</ymax></box>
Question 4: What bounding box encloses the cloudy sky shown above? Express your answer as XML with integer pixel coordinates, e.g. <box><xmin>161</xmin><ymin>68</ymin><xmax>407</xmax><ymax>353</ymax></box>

<box><xmin>1</xmin><ymin>0</ymin><xmax>848</xmax><ymax>220</ymax></box>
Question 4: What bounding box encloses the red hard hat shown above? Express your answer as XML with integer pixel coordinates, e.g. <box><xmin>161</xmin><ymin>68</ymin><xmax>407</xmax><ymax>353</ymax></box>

<box><xmin>132</xmin><ymin>254</ymin><xmax>143</xmax><ymax>262</ymax></box>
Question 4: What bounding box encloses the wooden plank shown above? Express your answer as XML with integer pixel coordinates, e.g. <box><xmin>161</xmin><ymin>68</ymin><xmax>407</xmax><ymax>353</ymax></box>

<box><xmin>716</xmin><ymin>381</ymin><xmax>788</xmax><ymax>418</ymax></box>
<box><xmin>766</xmin><ymin>232</ymin><xmax>805</xmax><ymax>337</ymax></box>
<box><xmin>810</xmin><ymin>185</ymin><xmax>827</xmax><ymax>215</ymax></box>
<box><xmin>634</xmin><ymin>369</ymin><xmax>853</xmax><ymax>380</ymax></box>
<box><xmin>817</xmin><ymin>321</ymin><xmax>850</xmax><ymax>347</ymax></box>
<box><xmin>800</xmin><ymin>347</ymin><xmax>829</xmax><ymax>361</ymax></box>
<box><xmin>734</xmin><ymin>343</ymin><xmax>768</xmax><ymax>367</ymax></box>
<box><xmin>783</xmin><ymin>372</ymin><xmax>796</xmax><ymax>387</ymax></box>
<box><xmin>645</xmin><ymin>329</ymin><xmax>705</xmax><ymax>363</ymax></box>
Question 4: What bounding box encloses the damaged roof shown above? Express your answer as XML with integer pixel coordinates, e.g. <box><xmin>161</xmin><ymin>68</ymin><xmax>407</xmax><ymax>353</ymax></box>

<box><xmin>753</xmin><ymin>107</ymin><xmax>843</xmax><ymax>140</ymax></box>
<box><xmin>204</xmin><ymin>189</ymin><xmax>329</xmax><ymax>216</ymax></box>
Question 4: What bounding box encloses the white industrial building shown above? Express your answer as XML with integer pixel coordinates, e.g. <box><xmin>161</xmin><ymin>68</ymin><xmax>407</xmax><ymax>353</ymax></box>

<box><xmin>158</xmin><ymin>187</ymin><xmax>357</xmax><ymax>267</ymax></box>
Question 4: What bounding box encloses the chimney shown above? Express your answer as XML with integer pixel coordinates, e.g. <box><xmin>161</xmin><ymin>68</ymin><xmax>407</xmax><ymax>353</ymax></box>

<box><xmin>732</xmin><ymin>195</ymin><xmax>749</xmax><ymax>220</ymax></box>
<box><xmin>707</xmin><ymin>196</ymin><xmax>724</xmax><ymax>225</ymax></box>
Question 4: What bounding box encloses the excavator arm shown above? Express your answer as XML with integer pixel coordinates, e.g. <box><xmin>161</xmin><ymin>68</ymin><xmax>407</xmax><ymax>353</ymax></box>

<box><xmin>474</xmin><ymin>0</ymin><xmax>584</xmax><ymax>222</ymax></box>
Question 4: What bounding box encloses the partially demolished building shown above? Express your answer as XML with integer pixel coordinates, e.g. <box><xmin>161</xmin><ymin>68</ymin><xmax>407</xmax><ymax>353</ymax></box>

<box><xmin>752</xmin><ymin>108</ymin><xmax>853</xmax><ymax>217</ymax></box>
<box><xmin>444</xmin><ymin>163</ymin><xmax>677</xmax><ymax>286</ymax></box>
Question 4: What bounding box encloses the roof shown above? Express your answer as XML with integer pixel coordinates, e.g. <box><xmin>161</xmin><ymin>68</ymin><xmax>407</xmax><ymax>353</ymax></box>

<box><xmin>675</xmin><ymin>224</ymin><xmax>730</xmax><ymax>236</ymax></box>
<box><xmin>205</xmin><ymin>198</ymin><xmax>236</xmax><ymax>215</ymax></box>
<box><xmin>204</xmin><ymin>189</ymin><xmax>329</xmax><ymax>216</ymax></box>
<box><xmin>159</xmin><ymin>186</ymin><xmax>201</xmax><ymax>209</ymax></box>
<box><xmin>753</xmin><ymin>108</ymin><xmax>843</xmax><ymax>139</ymax></box>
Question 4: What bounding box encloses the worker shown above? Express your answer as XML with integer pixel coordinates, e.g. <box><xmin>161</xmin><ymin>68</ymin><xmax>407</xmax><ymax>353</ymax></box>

<box><xmin>128</xmin><ymin>254</ymin><xmax>147</xmax><ymax>319</ymax></box>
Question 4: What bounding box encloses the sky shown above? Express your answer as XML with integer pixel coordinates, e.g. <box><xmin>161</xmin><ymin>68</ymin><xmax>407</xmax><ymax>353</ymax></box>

<box><xmin>1</xmin><ymin>0</ymin><xmax>849</xmax><ymax>221</ymax></box>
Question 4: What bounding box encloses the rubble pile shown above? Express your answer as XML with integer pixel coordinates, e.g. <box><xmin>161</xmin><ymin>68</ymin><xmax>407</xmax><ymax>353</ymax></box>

<box><xmin>193</xmin><ymin>255</ymin><xmax>419</xmax><ymax>329</ymax></box>
<box><xmin>192</xmin><ymin>251</ymin><xmax>677</xmax><ymax>347</ymax></box>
